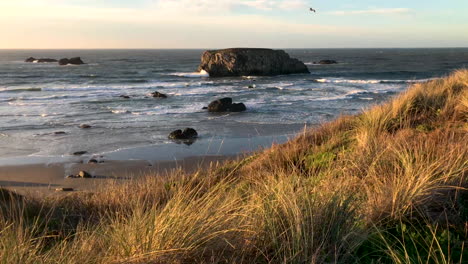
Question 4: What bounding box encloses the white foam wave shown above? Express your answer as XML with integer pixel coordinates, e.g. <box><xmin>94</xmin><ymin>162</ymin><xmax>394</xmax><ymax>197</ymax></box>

<box><xmin>416</xmin><ymin>78</ymin><xmax>438</xmax><ymax>82</ymax></box>
<box><xmin>242</xmin><ymin>76</ymin><xmax>263</xmax><ymax>79</ymax></box>
<box><xmin>307</xmin><ymin>89</ymin><xmax>367</xmax><ymax>101</ymax></box>
<box><xmin>345</xmin><ymin>89</ymin><xmax>367</xmax><ymax>96</ymax></box>
<box><xmin>316</xmin><ymin>78</ymin><xmax>380</xmax><ymax>84</ymax></box>
<box><xmin>111</xmin><ymin>110</ymin><xmax>130</xmax><ymax>114</ymax></box>
<box><xmin>316</xmin><ymin>78</ymin><xmax>438</xmax><ymax>85</ymax></box>
<box><xmin>8</xmin><ymin>101</ymin><xmax>46</xmax><ymax>106</ymax></box>
<box><xmin>31</xmin><ymin>80</ymin><xmax>213</xmax><ymax>94</ymax></box>
<box><xmin>168</xmin><ymin>70</ymin><xmax>209</xmax><ymax>78</ymax></box>
<box><xmin>130</xmin><ymin>103</ymin><xmax>206</xmax><ymax>116</ymax></box>
<box><xmin>304</xmin><ymin>62</ymin><xmax>326</xmax><ymax>66</ymax></box>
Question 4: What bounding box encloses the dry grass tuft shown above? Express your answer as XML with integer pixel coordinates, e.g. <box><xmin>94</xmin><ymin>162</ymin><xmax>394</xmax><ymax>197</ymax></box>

<box><xmin>1</xmin><ymin>69</ymin><xmax>467</xmax><ymax>263</ymax></box>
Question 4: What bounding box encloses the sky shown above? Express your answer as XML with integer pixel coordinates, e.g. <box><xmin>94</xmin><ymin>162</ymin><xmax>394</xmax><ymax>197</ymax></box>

<box><xmin>0</xmin><ymin>0</ymin><xmax>467</xmax><ymax>49</ymax></box>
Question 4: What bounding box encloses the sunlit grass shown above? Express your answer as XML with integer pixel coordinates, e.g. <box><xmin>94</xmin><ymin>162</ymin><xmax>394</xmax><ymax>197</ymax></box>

<box><xmin>1</xmin><ymin>69</ymin><xmax>467</xmax><ymax>263</ymax></box>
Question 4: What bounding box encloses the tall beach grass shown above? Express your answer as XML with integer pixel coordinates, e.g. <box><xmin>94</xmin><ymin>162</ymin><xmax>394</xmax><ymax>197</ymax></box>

<box><xmin>1</xmin><ymin>69</ymin><xmax>467</xmax><ymax>263</ymax></box>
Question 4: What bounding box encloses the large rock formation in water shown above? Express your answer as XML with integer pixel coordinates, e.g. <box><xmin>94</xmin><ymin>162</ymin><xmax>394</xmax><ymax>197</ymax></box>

<box><xmin>59</xmin><ymin>57</ymin><xmax>85</xmax><ymax>66</ymax></box>
<box><xmin>25</xmin><ymin>57</ymin><xmax>58</xmax><ymax>63</ymax></box>
<box><xmin>207</xmin><ymin>98</ymin><xmax>246</xmax><ymax>112</ymax></box>
<box><xmin>197</xmin><ymin>48</ymin><xmax>310</xmax><ymax>77</ymax></box>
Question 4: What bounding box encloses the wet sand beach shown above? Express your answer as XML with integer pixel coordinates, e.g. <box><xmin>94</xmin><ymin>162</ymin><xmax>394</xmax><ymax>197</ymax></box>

<box><xmin>0</xmin><ymin>155</ymin><xmax>233</xmax><ymax>196</ymax></box>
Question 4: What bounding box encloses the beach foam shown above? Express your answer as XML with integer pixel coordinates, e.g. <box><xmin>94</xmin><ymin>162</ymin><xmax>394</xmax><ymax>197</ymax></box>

<box><xmin>316</xmin><ymin>78</ymin><xmax>381</xmax><ymax>84</ymax></box>
<box><xmin>316</xmin><ymin>78</ymin><xmax>437</xmax><ymax>84</ymax></box>
<box><xmin>168</xmin><ymin>70</ymin><xmax>209</xmax><ymax>78</ymax></box>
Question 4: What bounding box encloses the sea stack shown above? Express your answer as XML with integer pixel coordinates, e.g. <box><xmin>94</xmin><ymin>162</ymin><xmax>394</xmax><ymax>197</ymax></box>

<box><xmin>59</xmin><ymin>57</ymin><xmax>85</xmax><ymax>66</ymax></box>
<box><xmin>197</xmin><ymin>48</ymin><xmax>310</xmax><ymax>77</ymax></box>
<box><xmin>25</xmin><ymin>57</ymin><xmax>58</xmax><ymax>63</ymax></box>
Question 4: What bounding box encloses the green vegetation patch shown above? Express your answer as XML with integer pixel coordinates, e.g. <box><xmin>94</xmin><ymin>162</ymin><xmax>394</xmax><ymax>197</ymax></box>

<box><xmin>415</xmin><ymin>123</ymin><xmax>435</xmax><ymax>132</ymax></box>
<box><xmin>356</xmin><ymin>221</ymin><xmax>468</xmax><ymax>264</ymax></box>
<box><xmin>304</xmin><ymin>151</ymin><xmax>337</xmax><ymax>171</ymax></box>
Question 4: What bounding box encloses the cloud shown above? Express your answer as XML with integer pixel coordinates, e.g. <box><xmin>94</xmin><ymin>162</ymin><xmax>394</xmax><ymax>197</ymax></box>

<box><xmin>0</xmin><ymin>1</ymin><xmax>351</xmax><ymax>37</ymax></box>
<box><xmin>0</xmin><ymin>0</ymin><xmax>309</xmax><ymax>16</ymax></box>
<box><xmin>240</xmin><ymin>0</ymin><xmax>307</xmax><ymax>11</ymax></box>
<box><xmin>329</xmin><ymin>8</ymin><xmax>411</xmax><ymax>15</ymax></box>
<box><xmin>151</xmin><ymin>0</ymin><xmax>308</xmax><ymax>13</ymax></box>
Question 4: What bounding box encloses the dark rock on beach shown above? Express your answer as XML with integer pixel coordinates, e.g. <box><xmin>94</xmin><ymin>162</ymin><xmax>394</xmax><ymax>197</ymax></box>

<box><xmin>78</xmin><ymin>171</ymin><xmax>92</xmax><ymax>178</ymax></box>
<box><xmin>54</xmin><ymin>131</ymin><xmax>66</xmax><ymax>135</ymax></box>
<box><xmin>231</xmin><ymin>103</ymin><xmax>247</xmax><ymax>112</ymax></box>
<box><xmin>168</xmin><ymin>128</ymin><xmax>198</xmax><ymax>140</ymax></box>
<box><xmin>66</xmin><ymin>170</ymin><xmax>93</xmax><ymax>179</ymax></box>
<box><xmin>73</xmin><ymin>151</ymin><xmax>87</xmax><ymax>156</ymax></box>
<box><xmin>55</xmin><ymin>187</ymin><xmax>74</xmax><ymax>192</ymax></box>
<box><xmin>25</xmin><ymin>57</ymin><xmax>36</xmax><ymax>62</ymax></box>
<box><xmin>119</xmin><ymin>95</ymin><xmax>130</xmax><ymax>99</ymax></box>
<box><xmin>79</xmin><ymin>124</ymin><xmax>91</xmax><ymax>129</ymax></box>
<box><xmin>197</xmin><ymin>48</ymin><xmax>310</xmax><ymax>77</ymax></box>
<box><xmin>151</xmin><ymin>91</ymin><xmax>167</xmax><ymax>98</ymax></box>
<box><xmin>182</xmin><ymin>128</ymin><xmax>198</xmax><ymax>138</ymax></box>
<box><xmin>59</xmin><ymin>57</ymin><xmax>85</xmax><ymax>66</ymax></box>
<box><xmin>316</xmin><ymin>60</ymin><xmax>338</xmax><ymax>65</ymax></box>
<box><xmin>208</xmin><ymin>97</ymin><xmax>232</xmax><ymax>112</ymax></box>
<box><xmin>208</xmin><ymin>97</ymin><xmax>247</xmax><ymax>112</ymax></box>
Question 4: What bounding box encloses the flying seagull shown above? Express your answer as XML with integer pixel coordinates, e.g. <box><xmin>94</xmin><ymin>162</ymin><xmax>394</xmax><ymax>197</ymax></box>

<box><xmin>310</xmin><ymin>8</ymin><xmax>316</xmax><ymax>12</ymax></box>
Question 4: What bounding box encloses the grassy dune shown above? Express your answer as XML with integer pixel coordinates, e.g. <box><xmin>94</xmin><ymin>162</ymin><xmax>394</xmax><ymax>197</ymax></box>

<box><xmin>1</xmin><ymin>69</ymin><xmax>467</xmax><ymax>263</ymax></box>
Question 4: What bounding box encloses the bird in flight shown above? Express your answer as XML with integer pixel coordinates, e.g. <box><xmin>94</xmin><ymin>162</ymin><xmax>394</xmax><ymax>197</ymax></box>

<box><xmin>310</xmin><ymin>8</ymin><xmax>316</xmax><ymax>13</ymax></box>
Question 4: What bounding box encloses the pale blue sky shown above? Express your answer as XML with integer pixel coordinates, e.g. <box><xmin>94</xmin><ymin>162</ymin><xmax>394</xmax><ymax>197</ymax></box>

<box><xmin>0</xmin><ymin>0</ymin><xmax>467</xmax><ymax>48</ymax></box>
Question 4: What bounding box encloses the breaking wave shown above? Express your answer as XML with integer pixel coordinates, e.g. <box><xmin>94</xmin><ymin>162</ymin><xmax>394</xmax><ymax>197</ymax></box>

<box><xmin>167</xmin><ymin>70</ymin><xmax>210</xmax><ymax>78</ymax></box>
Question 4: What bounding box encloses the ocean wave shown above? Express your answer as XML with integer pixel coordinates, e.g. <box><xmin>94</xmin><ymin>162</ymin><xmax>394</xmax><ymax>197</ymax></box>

<box><xmin>78</xmin><ymin>74</ymin><xmax>99</xmax><ymax>78</ymax></box>
<box><xmin>2</xmin><ymin>79</ymin><xmax>218</xmax><ymax>95</ymax></box>
<box><xmin>268</xmin><ymin>82</ymin><xmax>295</xmax><ymax>90</ymax></box>
<box><xmin>8</xmin><ymin>75</ymin><xmax>44</xmax><ymax>79</ymax></box>
<box><xmin>247</xmin><ymin>88</ymin><xmax>390</xmax><ymax>104</ymax></box>
<box><xmin>108</xmin><ymin>58</ymin><xmax>140</xmax><ymax>62</ymax></box>
<box><xmin>242</xmin><ymin>76</ymin><xmax>264</xmax><ymax>79</ymax></box>
<box><xmin>152</xmin><ymin>69</ymin><xmax>177</xmax><ymax>73</ymax></box>
<box><xmin>311</xmin><ymin>89</ymin><xmax>366</xmax><ymax>101</ymax></box>
<box><xmin>379</xmin><ymin>78</ymin><xmax>438</xmax><ymax>84</ymax></box>
<box><xmin>167</xmin><ymin>70</ymin><xmax>209</xmax><ymax>78</ymax></box>
<box><xmin>130</xmin><ymin>103</ymin><xmax>206</xmax><ymax>116</ymax></box>
<box><xmin>122</xmin><ymin>79</ymin><xmax>148</xmax><ymax>83</ymax></box>
<box><xmin>0</xmin><ymin>88</ymin><xmax>42</xmax><ymax>93</ymax></box>
<box><xmin>8</xmin><ymin>101</ymin><xmax>46</xmax><ymax>106</ymax></box>
<box><xmin>17</xmin><ymin>94</ymin><xmax>87</xmax><ymax>101</ymax></box>
<box><xmin>111</xmin><ymin>110</ymin><xmax>131</xmax><ymax>114</ymax></box>
<box><xmin>315</xmin><ymin>78</ymin><xmax>436</xmax><ymax>84</ymax></box>
<box><xmin>0</xmin><ymin>98</ymin><xmax>17</xmax><ymax>103</ymax></box>
<box><xmin>304</xmin><ymin>62</ymin><xmax>326</xmax><ymax>66</ymax></box>
<box><xmin>316</xmin><ymin>78</ymin><xmax>381</xmax><ymax>84</ymax></box>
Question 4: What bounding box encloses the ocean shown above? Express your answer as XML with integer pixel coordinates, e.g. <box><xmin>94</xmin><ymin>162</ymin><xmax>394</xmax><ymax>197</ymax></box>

<box><xmin>0</xmin><ymin>48</ymin><xmax>467</xmax><ymax>165</ymax></box>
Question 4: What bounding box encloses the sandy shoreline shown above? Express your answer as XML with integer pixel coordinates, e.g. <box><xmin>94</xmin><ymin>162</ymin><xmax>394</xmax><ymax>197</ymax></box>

<box><xmin>0</xmin><ymin>155</ymin><xmax>234</xmax><ymax>196</ymax></box>
<box><xmin>0</xmin><ymin>131</ymin><xmax>297</xmax><ymax>197</ymax></box>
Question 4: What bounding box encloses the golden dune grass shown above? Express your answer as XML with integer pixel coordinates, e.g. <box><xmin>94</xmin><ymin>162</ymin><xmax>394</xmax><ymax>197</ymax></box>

<box><xmin>1</xmin><ymin>70</ymin><xmax>467</xmax><ymax>263</ymax></box>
